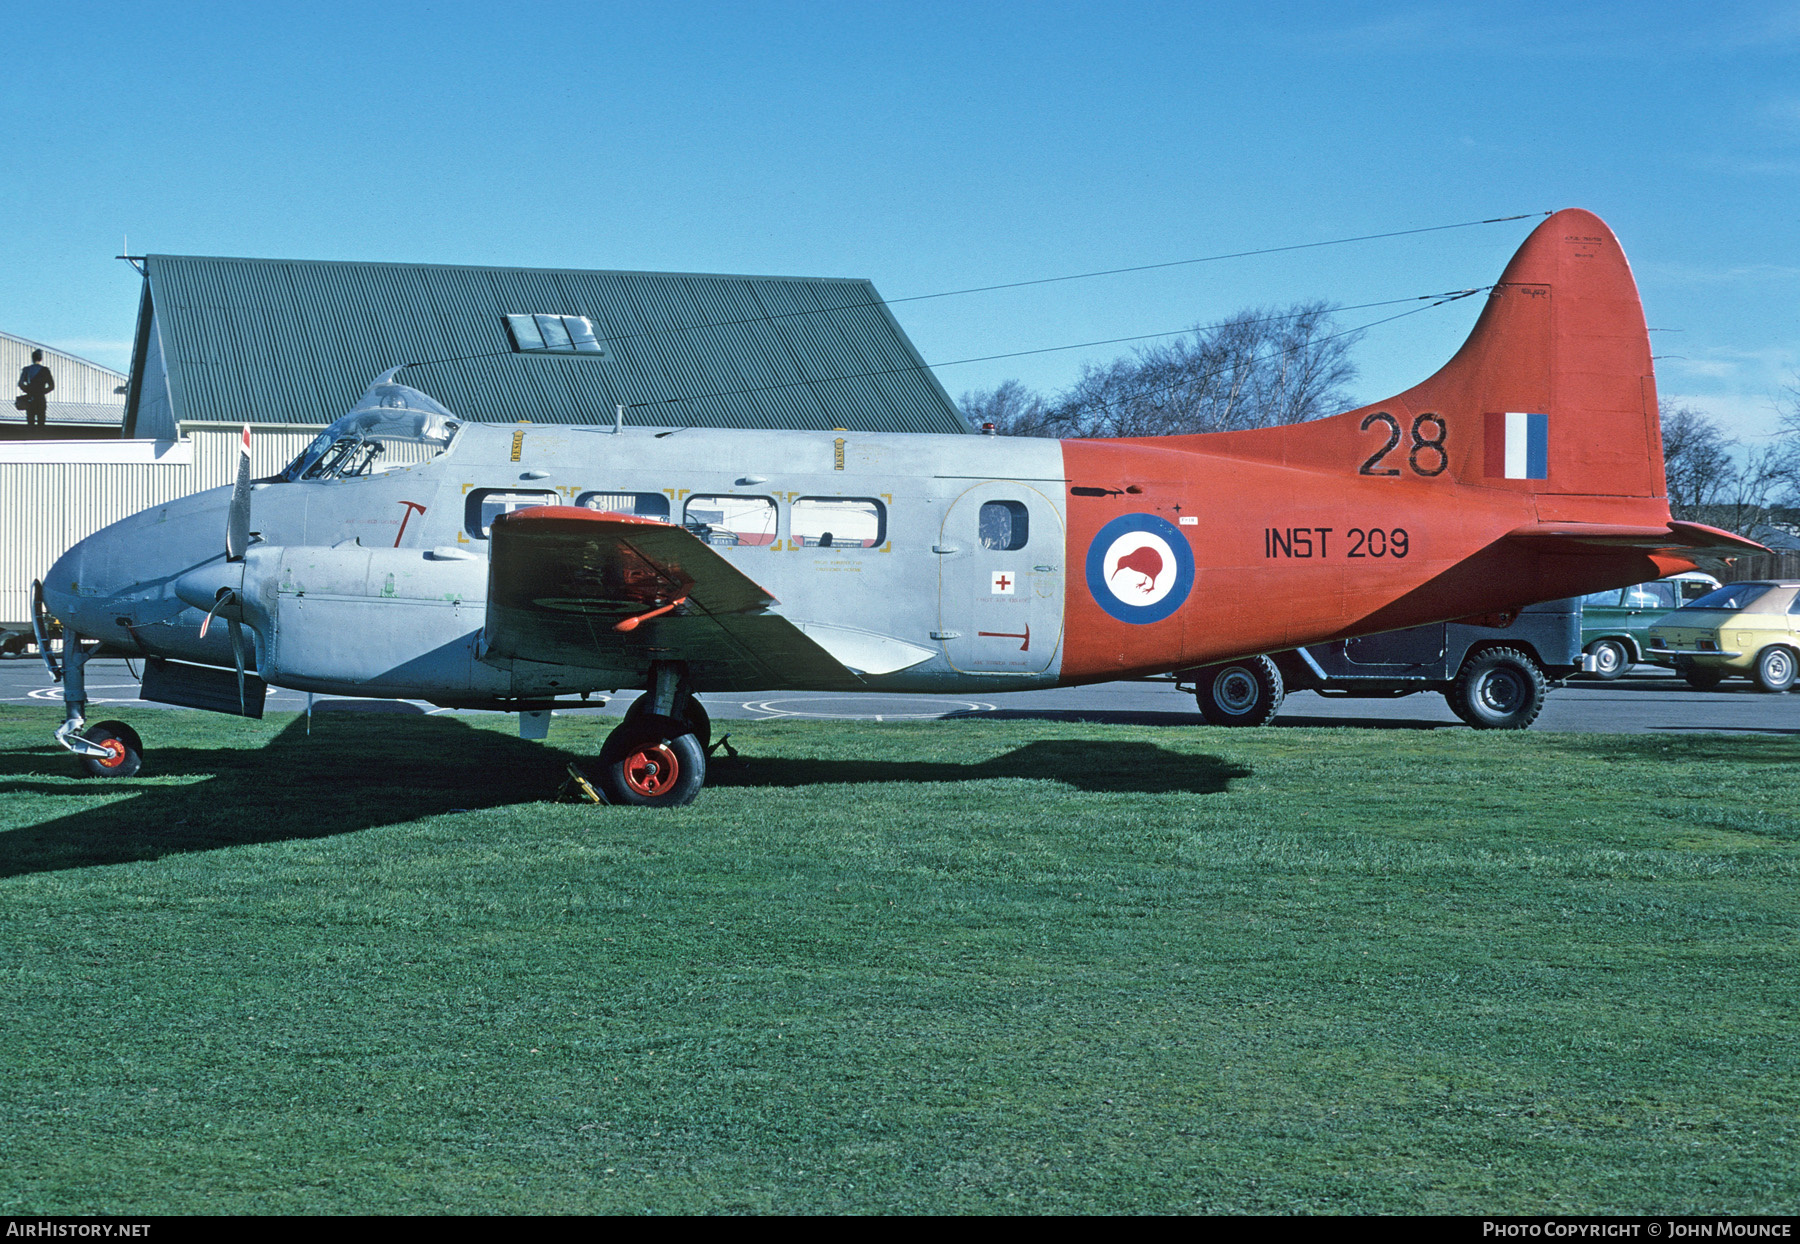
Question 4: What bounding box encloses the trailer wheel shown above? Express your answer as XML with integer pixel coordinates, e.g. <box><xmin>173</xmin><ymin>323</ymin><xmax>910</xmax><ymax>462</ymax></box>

<box><xmin>1194</xmin><ymin>656</ymin><xmax>1284</xmax><ymax>727</ymax></box>
<box><xmin>1446</xmin><ymin>648</ymin><xmax>1547</xmax><ymax>730</ymax></box>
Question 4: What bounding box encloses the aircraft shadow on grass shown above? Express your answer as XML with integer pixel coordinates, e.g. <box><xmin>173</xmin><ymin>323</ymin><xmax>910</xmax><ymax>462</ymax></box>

<box><xmin>0</xmin><ymin>714</ymin><xmax>567</xmax><ymax>879</ymax></box>
<box><xmin>0</xmin><ymin>717</ymin><xmax>1250</xmax><ymax>879</ymax></box>
<box><xmin>950</xmin><ymin>708</ymin><xmax>1454</xmax><ymax>731</ymax></box>
<box><xmin>708</xmin><ymin>738</ymin><xmax>1251</xmax><ymax>795</ymax></box>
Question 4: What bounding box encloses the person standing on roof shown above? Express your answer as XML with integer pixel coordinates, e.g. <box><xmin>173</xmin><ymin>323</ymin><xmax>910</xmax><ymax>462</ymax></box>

<box><xmin>17</xmin><ymin>349</ymin><xmax>54</xmax><ymax>430</ymax></box>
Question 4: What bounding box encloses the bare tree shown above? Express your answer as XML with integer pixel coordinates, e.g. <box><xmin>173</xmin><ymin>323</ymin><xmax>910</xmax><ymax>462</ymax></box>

<box><xmin>1660</xmin><ymin>401</ymin><xmax>1738</xmax><ymax>519</ymax></box>
<box><xmin>1660</xmin><ymin>397</ymin><xmax>1800</xmax><ymax>538</ymax></box>
<box><xmin>958</xmin><ymin>378</ymin><xmax>1055</xmax><ymax>437</ymax></box>
<box><xmin>961</xmin><ymin>302</ymin><xmax>1362</xmax><ymax>440</ymax></box>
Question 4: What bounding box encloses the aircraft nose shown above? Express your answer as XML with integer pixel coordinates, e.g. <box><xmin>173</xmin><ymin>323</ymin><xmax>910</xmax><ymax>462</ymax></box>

<box><xmin>40</xmin><ymin>540</ymin><xmax>88</xmax><ymax>632</ymax></box>
<box><xmin>41</xmin><ymin>490</ymin><xmax>236</xmax><ymax>645</ymax></box>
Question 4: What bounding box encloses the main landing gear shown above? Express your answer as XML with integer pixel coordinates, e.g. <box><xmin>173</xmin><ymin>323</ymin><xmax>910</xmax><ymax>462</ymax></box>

<box><xmin>593</xmin><ymin>662</ymin><xmax>711</xmax><ymax>807</ymax></box>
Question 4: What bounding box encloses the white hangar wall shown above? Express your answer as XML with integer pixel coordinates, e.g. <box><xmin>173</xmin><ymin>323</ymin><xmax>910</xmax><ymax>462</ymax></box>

<box><xmin>0</xmin><ymin>426</ymin><xmax>315</xmax><ymax>628</ymax></box>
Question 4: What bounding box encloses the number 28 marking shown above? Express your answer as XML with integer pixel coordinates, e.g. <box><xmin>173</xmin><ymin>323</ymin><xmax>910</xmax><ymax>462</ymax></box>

<box><xmin>1359</xmin><ymin>412</ymin><xmax>1448</xmax><ymax>477</ymax></box>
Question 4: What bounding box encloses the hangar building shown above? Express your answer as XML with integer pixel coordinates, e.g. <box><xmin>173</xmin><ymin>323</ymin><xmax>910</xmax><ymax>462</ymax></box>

<box><xmin>0</xmin><ymin>254</ymin><xmax>969</xmax><ymax>629</ymax></box>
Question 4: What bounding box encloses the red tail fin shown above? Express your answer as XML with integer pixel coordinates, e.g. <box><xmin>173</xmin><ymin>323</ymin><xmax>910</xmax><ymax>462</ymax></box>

<box><xmin>1172</xmin><ymin>209</ymin><xmax>1670</xmax><ymax>518</ymax></box>
<box><xmin>1406</xmin><ymin>207</ymin><xmax>1663</xmax><ymax>502</ymax></box>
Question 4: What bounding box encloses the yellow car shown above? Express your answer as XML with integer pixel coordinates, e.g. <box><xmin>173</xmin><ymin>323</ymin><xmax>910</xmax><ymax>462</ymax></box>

<box><xmin>1647</xmin><ymin>580</ymin><xmax>1800</xmax><ymax>692</ymax></box>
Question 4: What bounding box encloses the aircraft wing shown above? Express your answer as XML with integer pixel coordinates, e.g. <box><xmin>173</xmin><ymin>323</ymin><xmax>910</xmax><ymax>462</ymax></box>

<box><xmin>1503</xmin><ymin>520</ymin><xmax>1768</xmax><ymax>556</ymax></box>
<box><xmin>482</xmin><ymin>506</ymin><xmax>863</xmax><ymax>688</ymax></box>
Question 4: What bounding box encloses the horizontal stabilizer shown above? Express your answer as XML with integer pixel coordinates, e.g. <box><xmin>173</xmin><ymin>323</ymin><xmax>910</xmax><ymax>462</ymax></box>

<box><xmin>1503</xmin><ymin>520</ymin><xmax>1768</xmax><ymax>555</ymax></box>
<box><xmin>483</xmin><ymin>507</ymin><xmax>862</xmax><ymax>688</ymax></box>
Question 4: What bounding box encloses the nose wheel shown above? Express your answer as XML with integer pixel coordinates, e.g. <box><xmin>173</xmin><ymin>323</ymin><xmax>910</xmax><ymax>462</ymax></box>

<box><xmin>78</xmin><ymin>721</ymin><xmax>144</xmax><ymax>778</ymax></box>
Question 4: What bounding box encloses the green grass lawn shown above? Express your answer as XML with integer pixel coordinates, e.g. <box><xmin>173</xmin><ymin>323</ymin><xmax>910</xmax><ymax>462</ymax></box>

<box><xmin>1</xmin><ymin>705</ymin><xmax>1795</xmax><ymax>1214</ymax></box>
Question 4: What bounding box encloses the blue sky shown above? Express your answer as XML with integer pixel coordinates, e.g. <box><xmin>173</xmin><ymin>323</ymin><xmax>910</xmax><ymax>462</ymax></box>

<box><xmin>4</xmin><ymin>1</ymin><xmax>1795</xmax><ymax>439</ymax></box>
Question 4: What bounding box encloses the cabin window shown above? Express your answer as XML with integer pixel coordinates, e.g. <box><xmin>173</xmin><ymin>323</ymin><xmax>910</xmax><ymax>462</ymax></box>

<box><xmin>683</xmin><ymin>495</ymin><xmax>778</xmax><ymax>547</ymax></box>
<box><xmin>578</xmin><ymin>491</ymin><xmax>671</xmax><ymax>521</ymax></box>
<box><xmin>466</xmin><ymin>489</ymin><xmax>558</xmax><ymax>539</ymax></box>
<box><xmin>793</xmin><ymin>497</ymin><xmax>885</xmax><ymax>549</ymax></box>
<box><xmin>978</xmin><ymin>500</ymin><xmax>1029</xmax><ymax>551</ymax></box>
<box><xmin>1580</xmin><ymin>590</ymin><xmax>1623</xmax><ymax>608</ymax></box>
<box><xmin>503</xmin><ymin>314</ymin><xmax>610</xmax><ymax>358</ymax></box>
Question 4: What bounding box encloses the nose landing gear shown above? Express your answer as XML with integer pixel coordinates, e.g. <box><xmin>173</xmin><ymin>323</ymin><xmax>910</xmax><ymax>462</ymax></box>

<box><xmin>38</xmin><ymin>598</ymin><xmax>147</xmax><ymax>780</ymax></box>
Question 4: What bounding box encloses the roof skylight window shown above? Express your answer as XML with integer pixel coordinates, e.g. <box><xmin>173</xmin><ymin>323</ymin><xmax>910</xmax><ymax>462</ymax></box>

<box><xmin>504</xmin><ymin>314</ymin><xmax>610</xmax><ymax>358</ymax></box>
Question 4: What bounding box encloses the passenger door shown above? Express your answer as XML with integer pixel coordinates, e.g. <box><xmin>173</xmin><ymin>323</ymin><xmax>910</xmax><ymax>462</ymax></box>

<box><xmin>936</xmin><ymin>483</ymin><xmax>1064</xmax><ymax>675</ymax></box>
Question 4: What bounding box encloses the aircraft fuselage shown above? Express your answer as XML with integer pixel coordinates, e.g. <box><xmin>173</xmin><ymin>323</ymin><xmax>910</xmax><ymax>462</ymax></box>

<box><xmin>46</xmin><ymin>414</ymin><xmax>1672</xmax><ymax>708</ymax></box>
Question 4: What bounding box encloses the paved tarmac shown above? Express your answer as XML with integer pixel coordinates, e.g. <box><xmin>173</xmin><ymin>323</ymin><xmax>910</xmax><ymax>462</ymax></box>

<box><xmin>2</xmin><ymin>654</ymin><xmax>1794</xmax><ymax>736</ymax></box>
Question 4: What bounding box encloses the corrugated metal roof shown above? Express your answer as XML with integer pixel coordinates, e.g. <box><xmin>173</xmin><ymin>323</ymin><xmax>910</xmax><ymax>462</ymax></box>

<box><xmin>128</xmin><ymin>255</ymin><xmax>969</xmax><ymax>435</ymax></box>
<box><xmin>0</xmin><ymin>401</ymin><xmax>126</xmax><ymax>426</ymax></box>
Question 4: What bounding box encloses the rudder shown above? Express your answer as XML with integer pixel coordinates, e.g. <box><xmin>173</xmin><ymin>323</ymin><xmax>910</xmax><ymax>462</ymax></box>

<box><xmin>1405</xmin><ymin>207</ymin><xmax>1664</xmax><ymax>501</ymax></box>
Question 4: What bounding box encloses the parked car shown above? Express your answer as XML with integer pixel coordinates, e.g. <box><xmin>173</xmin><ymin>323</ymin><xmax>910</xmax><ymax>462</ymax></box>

<box><xmin>1181</xmin><ymin>597</ymin><xmax>1588</xmax><ymax>729</ymax></box>
<box><xmin>1577</xmin><ymin>571</ymin><xmax>1720</xmax><ymax>679</ymax></box>
<box><xmin>1646</xmin><ymin>580</ymin><xmax>1800</xmax><ymax>692</ymax></box>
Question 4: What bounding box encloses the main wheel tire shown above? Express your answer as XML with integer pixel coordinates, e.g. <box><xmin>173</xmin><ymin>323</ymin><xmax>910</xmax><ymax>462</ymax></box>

<box><xmin>1753</xmin><ymin>646</ymin><xmax>1797</xmax><ymax>693</ymax></box>
<box><xmin>1446</xmin><ymin>648</ymin><xmax>1547</xmax><ymax>730</ymax></box>
<box><xmin>621</xmin><ymin>694</ymin><xmax>712</xmax><ymax>752</ymax></box>
<box><xmin>596</xmin><ymin>716</ymin><xmax>706</xmax><ymax>807</ymax></box>
<box><xmin>80</xmin><ymin>720</ymin><xmax>143</xmax><ymax>778</ymax></box>
<box><xmin>1586</xmin><ymin>638</ymin><xmax>1630</xmax><ymax>681</ymax></box>
<box><xmin>1678</xmin><ymin>661</ymin><xmax>1725</xmax><ymax>691</ymax></box>
<box><xmin>1195</xmin><ymin>656</ymin><xmax>1284</xmax><ymax>727</ymax></box>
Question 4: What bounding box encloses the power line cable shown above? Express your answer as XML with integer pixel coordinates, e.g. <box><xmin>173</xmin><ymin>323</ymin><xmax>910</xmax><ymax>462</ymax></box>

<box><xmin>880</xmin><ymin>213</ymin><xmax>1545</xmax><ymax>306</ymax></box>
<box><xmin>620</xmin><ymin>287</ymin><xmax>1489</xmax><ymax>418</ymax></box>
<box><xmin>403</xmin><ymin>211</ymin><xmax>1545</xmax><ymax>371</ymax></box>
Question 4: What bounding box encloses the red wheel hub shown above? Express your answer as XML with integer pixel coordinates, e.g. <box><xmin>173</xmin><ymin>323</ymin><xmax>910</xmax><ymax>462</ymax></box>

<box><xmin>97</xmin><ymin>739</ymin><xmax>126</xmax><ymax>769</ymax></box>
<box><xmin>622</xmin><ymin>743</ymin><xmax>680</xmax><ymax>798</ymax></box>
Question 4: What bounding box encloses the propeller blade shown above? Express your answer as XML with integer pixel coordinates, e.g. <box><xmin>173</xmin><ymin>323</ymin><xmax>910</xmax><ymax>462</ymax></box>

<box><xmin>228</xmin><ymin>617</ymin><xmax>248</xmax><ymax>717</ymax></box>
<box><xmin>198</xmin><ymin>588</ymin><xmax>233</xmax><ymax>639</ymax></box>
<box><xmin>226</xmin><ymin>423</ymin><xmax>251</xmax><ymax>562</ymax></box>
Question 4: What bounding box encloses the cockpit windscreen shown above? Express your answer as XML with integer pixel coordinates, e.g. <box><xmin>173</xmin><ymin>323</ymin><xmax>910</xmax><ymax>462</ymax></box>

<box><xmin>280</xmin><ymin>371</ymin><xmax>462</xmax><ymax>482</ymax></box>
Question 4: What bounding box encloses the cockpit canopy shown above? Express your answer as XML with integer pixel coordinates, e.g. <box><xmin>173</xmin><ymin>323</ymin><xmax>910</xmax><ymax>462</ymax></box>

<box><xmin>281</xmin><ymin>368</ymin><xmax>462</xmax><ymax>482</ymax></box>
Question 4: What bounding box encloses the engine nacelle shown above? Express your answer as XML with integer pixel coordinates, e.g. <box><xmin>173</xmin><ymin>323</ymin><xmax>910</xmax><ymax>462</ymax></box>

<box><xmin>240</xmin><ymin>545</ymin><xmax>503</xmax><ymax>697</ymax></box>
